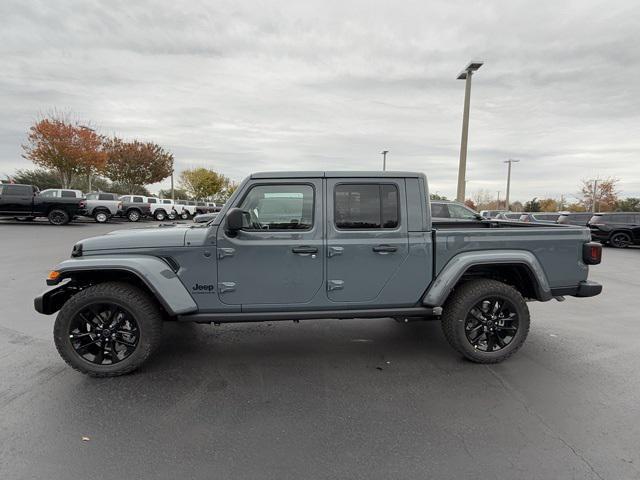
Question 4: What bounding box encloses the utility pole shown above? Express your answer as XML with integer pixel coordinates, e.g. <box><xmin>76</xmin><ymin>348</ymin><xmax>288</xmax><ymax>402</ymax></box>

<box><xmin>456</xmin><ymin>61</ymin><xmax>484</xmax><ymax>202</ymax></box>
<box><xmin>381</xmin><ymin>150</ymin><xmax>389</xmax><ymax>171</ymax></box>
<box><xmin>592</xmin><ymin>179</ymin><xmax>598</xmax><ymax>213</ymax></box>
<box><xmin>504</xmin><ymin>159</ymin><xmax>520</xmax><ymax>211</ymax></box>
<box><xmin>497</xmin><ymin>191</ymin><xmax>501</xmax><ymax>208</ymax></box>
<box><xmin>171</xmin><ymin>170</ymin><xmax>175</xmax><ymax>201</ymax></box>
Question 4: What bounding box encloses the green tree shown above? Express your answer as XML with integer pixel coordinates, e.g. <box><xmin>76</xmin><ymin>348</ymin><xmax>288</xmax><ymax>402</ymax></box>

<box><xmin>430</xmin><ymin>193</ymin><xmax>448</xmax><ymax>200</ymax></box>
<box><xmin>616</xmin><ymin>197</ymin><xmax>640</xmax><ymax>212</ymax></box>
<box><xmin>523</xmin><ymin>197</ymin><xmax>541</xmax><ymax>212</ymax></box>
<box><xmin>9</xmin><ymin>168</ymin><xmax>61</xmax><ymax>190</ymax></box>
<box><xmin>103</xmin><ymin>137</ymin><xmax>173</xmax><ymax>194</ymax></box>
<box><xmin>158</xmin><ymin>188</ymin><xmax>191</xmax><ymax>200</ymax></box>
<box><xmin>179</xmin><ymin>168</ymin><xmax>228</xmax><ymax>200</ymax></box>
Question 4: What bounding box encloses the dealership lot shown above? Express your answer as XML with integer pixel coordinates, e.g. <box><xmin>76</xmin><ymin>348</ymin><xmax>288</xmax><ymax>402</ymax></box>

<box><xmin>1</xmin><ymin>220</ymin><xmax>639</xmax><ymax>479</ymax></box>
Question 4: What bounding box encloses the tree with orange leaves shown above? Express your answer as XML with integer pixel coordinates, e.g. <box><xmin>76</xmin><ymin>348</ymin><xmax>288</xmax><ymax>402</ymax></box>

<box><xmin>22</xmin><ymin>116</ymin><xmax>105</xmax><ymax>188</ymax></box>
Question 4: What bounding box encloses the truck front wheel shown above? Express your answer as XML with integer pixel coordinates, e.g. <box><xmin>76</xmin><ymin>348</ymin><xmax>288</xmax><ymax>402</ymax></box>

<box><xmin>441</xmin><ymin>279</ymin><xmax>530</xmax><ymax>364</ymax></box>
<box><xmin>127</xmin><ymin>209</ymin><xmax>141</xmax><ymax>222</ymax></box>
<box><xmin>53</xmin><ymin>282</ymin><xmax>163</xmax><ymax>377</ymax></box>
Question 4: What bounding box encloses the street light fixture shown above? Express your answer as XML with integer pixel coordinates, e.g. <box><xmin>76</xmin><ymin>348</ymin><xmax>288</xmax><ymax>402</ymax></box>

<box><xmin>504</xmin><ymin>159</ymin><xmax>520</xmax><ymax>211</ymax></box>
<box><xmin>456</xmin><ymin>60</ymin><xmax>484</xmax><ymax>202</ymax></box>
<box><xmin>381</xmin><ymin>150</ymin><xmax>389</xmax><ymax>171</ymax></box>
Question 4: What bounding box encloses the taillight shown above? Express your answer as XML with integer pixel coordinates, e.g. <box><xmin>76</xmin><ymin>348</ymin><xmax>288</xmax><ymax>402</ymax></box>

<box><xmin>118</xmin><ymin>202</ymin><xmax>122</xmax><ymax>209</ymax></box>
<box><xmin>583</xmin><ymin>242</ymin><xmax>602</xmax><ymax>265</ymax></box>
<box><xmin>79</xmin><ymin>200</ymin><xmax>86</xmax><ymax>208</ymax></box>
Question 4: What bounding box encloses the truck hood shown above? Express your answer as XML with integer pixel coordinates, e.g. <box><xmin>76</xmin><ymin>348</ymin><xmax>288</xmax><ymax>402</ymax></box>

<box><xmin>79</xmin><ymin>226</ymin><xmax>189</xmax><ymax>252</ymax></box>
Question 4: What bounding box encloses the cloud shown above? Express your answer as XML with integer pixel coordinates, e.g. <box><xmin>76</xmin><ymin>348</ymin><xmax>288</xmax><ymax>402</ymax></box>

<box><xmin>1</xmin><ymin>0</ymin><xmax>639</xmax><ymax>200</ymax></box>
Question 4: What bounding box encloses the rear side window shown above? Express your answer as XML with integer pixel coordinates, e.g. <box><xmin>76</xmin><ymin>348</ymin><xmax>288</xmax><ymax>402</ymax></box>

<box><xmin>240</xmin><ymin>184</ymin><xmax>314</xmax><ymax>230</ymax></box>
<box><xmin>335</xmin><ymin>184</ymin><xmax>399</xmax><ymax>229</ymax></box>
<box><xmin>98</xmin><ymin>194</ymin><xmax>114</xmax><ymax>201</ymax></box>
<box><xmin>61</xmin><ymin>190</ymin><xmax>76</xmax><ymax>198</ymax></box>
<box><xmin>147</xmin><ymin>198</ymin><xmax>157</xmax><ymax>204</ymax></box>
<box><xmin>448</xmin><ymin>203</ymin><xmax>477</xmax><ymax>220</ymax></box>
<box><xmin>132</xmin><ymin>196</ymin><xmax>143</xmax><ymax>203</ymax></box>
<box><xmin>431</xmin><ymin>203</ymin><xmax>449</xmax><ymax>218</ymax></box>
<box><xmin>3</xmin><ymin>185</ymin><xmax>33</xmax><ymax>196</ymax></box>
<box><xmin>40</xmin><ymin>190</ymin><xmax>57</xmax><ymax>197</ymax></box>
<box><xmin>163</xmin><ymin>199</ymin><xmax>172</xmax><ymax>204</ymax></box>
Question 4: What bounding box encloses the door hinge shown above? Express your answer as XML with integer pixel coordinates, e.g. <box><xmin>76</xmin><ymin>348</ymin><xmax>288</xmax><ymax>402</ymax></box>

<box><xmin>328</xmin><ymin>246</ymin><xmax>344</xmax><ymax>257</ymax></box>
<box><xmin>327</xmin><ymin>280</ymin><xmax>344</xmax><ymax>291</ymax></box>
<box><xmin>217</xmin><ymin>248</ymin><xmax>235</xmax><ymax>259</ymax></box>
<box><xmin>218</xmin><ymin>281</ymin><xmax>237</xmax><ymax>293</ymax></box>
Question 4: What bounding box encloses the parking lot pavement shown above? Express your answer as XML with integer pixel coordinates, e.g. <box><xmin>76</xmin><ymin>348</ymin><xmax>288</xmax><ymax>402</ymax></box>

<box><xmin>1</xmin><ymin>221</ymin><xmax>639</xmax><ymax>480</ymax></box>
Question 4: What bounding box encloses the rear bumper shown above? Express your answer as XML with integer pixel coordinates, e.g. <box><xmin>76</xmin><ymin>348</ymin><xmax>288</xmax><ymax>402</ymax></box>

<box><xmin>551</xmin><ymin>280</ymin><xmax>603</xmax><ymax>298</ymax></box>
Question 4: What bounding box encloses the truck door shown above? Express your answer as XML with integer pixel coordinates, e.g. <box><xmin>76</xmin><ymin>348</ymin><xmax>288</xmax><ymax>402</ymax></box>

<box><xmin>326</xmin><ymin>178</ymin><xmax>409</xmax><ymax>304</ymax></box>
<box><xmin>216</xmin><ymin>179</ymin><xmax>324</xmax><ymax>306</ymax></box>
<box><xmin>0</xmin><ymin>184</ymin><xmax>34</xmax><ymax>215</ymax></box>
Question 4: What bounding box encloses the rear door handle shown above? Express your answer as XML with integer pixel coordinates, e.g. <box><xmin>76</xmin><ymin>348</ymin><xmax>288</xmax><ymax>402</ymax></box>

<box><xmin>292</xmin><ymin>246</ymin><xmax>318</xmax><ymax>255</ymax></box>
<box><xmin>372</xmin><ymin>245</ymin><xmax>397</xmax><ymax>254</ymax></box>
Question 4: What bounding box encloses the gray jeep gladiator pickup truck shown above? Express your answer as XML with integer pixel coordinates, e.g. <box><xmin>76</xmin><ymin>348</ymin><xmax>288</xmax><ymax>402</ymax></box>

<box><xmin>35</xmin><ymin>171</ymin><xmax>602</xmax><ymax>376</ymax></box>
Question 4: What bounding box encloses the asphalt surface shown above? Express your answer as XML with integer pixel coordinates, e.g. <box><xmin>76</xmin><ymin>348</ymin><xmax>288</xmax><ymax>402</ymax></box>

<box><xmin>1</xmin><ymin>218</ymin><xmax>639</xmax><ymax>480</ymax></box>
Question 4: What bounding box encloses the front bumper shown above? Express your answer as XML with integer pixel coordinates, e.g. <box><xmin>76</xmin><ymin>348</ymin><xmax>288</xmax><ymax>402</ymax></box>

<box><xmin>589</xmin><ymin>229</ymin><xmax>610</xmax><ymax>242</ymax></box>
<box><xmin>34</xmin><ymin>283</ymin><xmax>74</xmax><ymax>315</ymax></box>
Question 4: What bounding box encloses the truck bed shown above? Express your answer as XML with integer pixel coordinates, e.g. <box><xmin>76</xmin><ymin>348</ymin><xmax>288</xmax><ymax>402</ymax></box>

<box><xmin>432</xmin><ymin>221</ymin><xmax>591</xmax><ymax>288</ymax></box>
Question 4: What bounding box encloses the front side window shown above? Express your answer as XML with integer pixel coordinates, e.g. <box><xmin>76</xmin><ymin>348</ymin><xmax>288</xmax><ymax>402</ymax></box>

<box><xmin>335</xmin><ymin>183</ymin><xmax>399</xmax><ymax>229</ymax></box>
<box><xmin>239</xmin><ymin>184</ymin><xmax>314</xmax><ymax>230</ymax></box>
<box><xmin>163</xmin><ymin>199</ymin><xmax>172</xmax><ymax>204</ymax></box>
<box><xmin>147</xmin><ymin>198</ymin><xmax>157</xmax><ymax>204</ymax></box>
<box><xmin>431</xmin><ymin>203</ymin><xmax>449</xmax><ymax>218</ymax></box>
<box><xmin>132</xmin><ymin>197</ymin><xmax>143</xmax><ymax>203</ymax></box>
<box><xmin>40</xmin><ymin>190</ymin><xmax>58</xmax><ymax>198</ymax></box>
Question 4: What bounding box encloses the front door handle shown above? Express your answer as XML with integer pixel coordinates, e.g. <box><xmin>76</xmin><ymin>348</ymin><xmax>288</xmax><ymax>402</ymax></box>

<box><xmin>372</xmin><ymin>245</ymin><xmax>398</xmax><ymax>254</ymax></box>
<box><xmin>292</xmin><ymin>246</ymin><xmax>318</xmax><ymax>255</ymax></box>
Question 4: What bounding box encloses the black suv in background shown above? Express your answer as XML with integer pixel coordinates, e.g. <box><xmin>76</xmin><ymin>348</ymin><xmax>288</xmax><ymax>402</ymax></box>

<box><xmin>589</xmin><ymin>212</ymin><xmax>640</xmax><ymax>248</ymax></box>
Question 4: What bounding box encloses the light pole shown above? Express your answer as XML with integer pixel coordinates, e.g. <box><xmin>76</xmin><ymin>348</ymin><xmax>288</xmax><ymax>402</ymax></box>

<box><xmin>504</xmin><ymin>159</ymin><xmax>520</xmax><ymax>211</ymax></box>
<box><xmin>381</xmin><ymin>150</ymin><xmax>389</xmax><ymax>171</ymax></box>
<box><xmin>456</xmin><ymin>61</ymin><xmax>484</xmax><ymax>202</ymax></box>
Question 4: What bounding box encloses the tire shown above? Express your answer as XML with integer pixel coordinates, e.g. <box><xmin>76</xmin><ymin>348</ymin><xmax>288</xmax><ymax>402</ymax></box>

<box><xmin>94</xmin><ymin>211</ymin><xmax>109</xmax><ymax>223</ymax></box>
<box><xmin>154</xmin><ymin>210</ymin><xmax>166</xmax><ymax>221</ymax></box>
<box><xmin>127</xmin><ymin>209</ymin><xmax>141</xmax><ymax>222</ymax></box>
<box><xmin>168</xmin><ymin>212</ymin><xmax>177</xmax><ymax>220</ymax></box>
<box><xmin>53</xmin><ymin>282</ymin><xmax>163</xmax><ymax>377</ymax></box>
<box><xmin>180</xmin><ymin>211</ymin><xmax>190</xmax><ymax>220</ymax></box>
<box><xmin>48</xmin><ymin>208</ymin><xmax>70</xmax><ymax>225</ymax></box>
<box><xmin>441</xmin><ymin>279</ymin><xmax>530</xmax><ymax>364</ymax></box>
<box><xmin>609</xmin><ymin>232</ymin><xmax>631</xmax><ymax>248</ymax></box>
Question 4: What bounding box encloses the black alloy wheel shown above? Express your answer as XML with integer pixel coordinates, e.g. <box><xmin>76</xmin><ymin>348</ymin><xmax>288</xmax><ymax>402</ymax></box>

<box><xmin>463</xmin><ymin>297</ymin><xmax>519</xmax><ymax>353</ymax></box>
<box><xmin>609</xmin><ymin>232</ymin><xmax>631</xmax><ymax>248</ymax></box>
<box><xmin>68</xmin><ymin>303</ymin><xmax>140</xmax><ymax>366</ymax></box>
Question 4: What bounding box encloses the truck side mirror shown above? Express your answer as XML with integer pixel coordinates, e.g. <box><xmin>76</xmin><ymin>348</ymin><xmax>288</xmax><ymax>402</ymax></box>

<box><xmin>225</xmin><ymin>208</ymin><xmax>245</xmax><ymax>235</ymax></box>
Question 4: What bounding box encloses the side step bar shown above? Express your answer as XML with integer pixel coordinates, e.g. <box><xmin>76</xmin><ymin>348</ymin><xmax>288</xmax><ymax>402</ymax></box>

<box><xmin>177</xmin><ymin>306</ymin><xmax>441</xmax><ymax>324</ymax></box>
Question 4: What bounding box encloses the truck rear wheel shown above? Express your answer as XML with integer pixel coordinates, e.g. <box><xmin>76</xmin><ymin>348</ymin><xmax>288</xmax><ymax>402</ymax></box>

<box><xmin>609</xmin><ymin>232</ymin><xmax>631</xmax><ymax>248</ymax></box>
<box><xmin>441</xmin><ymin>279</ymin><xmax>530</xmax><ymax>364</ymax></box>
<box><xmin>154</xmin><ymin>210</ymin><xmax>166</xmax><ymax>221</ymax></box>
<box><xmin>53</xmin><ymin>282</ymin><xmax>163</xmax><ymax>377</ymax></box>
<box><xmin>180</xmin><ymin>211</ymin><xmax>190</xmax><ymax>220</ymax></box>
<box><xmin>48</xmin><ymin>209</ymin><xmax>70</xmax><ymax>225</ymax></box>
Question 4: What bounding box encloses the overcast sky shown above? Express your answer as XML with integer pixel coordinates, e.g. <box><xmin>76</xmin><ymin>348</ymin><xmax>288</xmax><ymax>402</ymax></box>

<box><xmin>2</xmin><ymin>0</ymin><xmax>639</xmax><ymax>201</ymax></box>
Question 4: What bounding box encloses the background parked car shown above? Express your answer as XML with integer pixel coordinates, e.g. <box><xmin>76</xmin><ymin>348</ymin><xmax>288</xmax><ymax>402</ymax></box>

<box><xmin>118</xmin><ymin>195</ymin><xmax>151</xmax><ymax>222</ymax></box>
<box><xmin>519</xmin><ymin>213</ymin><xmax>561</xmax><ymax>224</ymax></box>
<box><xmin>0</xmin><ymin>184</ymin><xmax>84</xmax><ymax>225</ymax></box>
<box><xmin>39</xmin><ymin>188</ymin><xmax>84</xmax><ymax>199</ymax></box>
<box><xmin>83</xmin><ymin>192</ymin><xmax>120</xmax><ymax>223</ymax></box>
<box><xmin>557</xmin><ymin>212</ymin><xmax>594</xmax><ymax>226</ymax></box>
<box><xmin>150</xmin><ymin>198</ymin><xmax>178</xmax><ymax>221</ymax></box>
<box><xmin>494</xmin><ymin>212</ymin><xmax>523</xmax><ymax>220</ymax></box>
<box><xmin>193</xmin><ymin>212</ymin><xmax>218</xmax><ymax>223</ymax></box>
<box><xmin>589</xmin><ymin>212</ymin><xmax>640</xmax><ymax>248</ymax></box>
<box><xmin>479</xmin><ymin>209</ymin><xmax>506</xmax><ymax>219</ymax></box>
<box><xmin>431</xmin><ymin>201</ymin><xmax>483</xmax><ymax>221</ymax></box>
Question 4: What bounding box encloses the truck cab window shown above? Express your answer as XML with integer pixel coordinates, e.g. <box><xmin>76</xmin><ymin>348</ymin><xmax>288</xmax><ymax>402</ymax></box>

<box><xmin>240</xmin><ymin>184</ymin><xmax>314</xmax><ymax>230</ymax></box>
<box><xmin>335</xmin><ymin>184</ymin><xmax>399</xmax><ymax>229</ymax></box>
